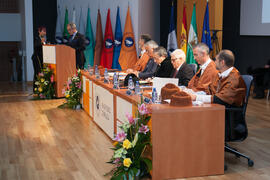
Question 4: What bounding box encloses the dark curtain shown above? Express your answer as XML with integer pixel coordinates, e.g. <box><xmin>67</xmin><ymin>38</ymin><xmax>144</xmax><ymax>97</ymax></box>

<box><xmin>160</xmin><ymin>0</ymin><xmax>177</xmax><ymax>49</ymax></box>
<box><xmin>32</xmin><ymin>0</ymin><xmax>57</xmax><ymax>43</ymax></box>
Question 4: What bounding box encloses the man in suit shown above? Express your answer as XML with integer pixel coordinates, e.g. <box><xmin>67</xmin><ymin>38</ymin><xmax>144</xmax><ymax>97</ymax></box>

<box><xmin>153</xmin><ymin>46</ymin><xmax>174</xmax><ymax>78</ymax></box>
<box><xmin>67</xmin><ymin>23</ymin><xmax>86</xmax><ymax>69</ymax></box>
<box><xmin>31</xmin><ymin>26</ymin><xmax>47</xmax><ymax>90</ymax></box>
<box><xmin>188</xmin><ymin>50</ymin><xmax>246</xmax><ymax>107</ymax></box>
<box><xmin>133</xmin><ymin>40</ymin><xmax>158</xmax><ymax>79</ymax></box>
<box><xmin>188</xmin><ymin>43</ymin><xmax>218</xmax><ymax>92</ymax></box>
<box><xmin>170</xmin><ymin>49</ymin><xmax>194</xmax><ymax>86</ymax></box>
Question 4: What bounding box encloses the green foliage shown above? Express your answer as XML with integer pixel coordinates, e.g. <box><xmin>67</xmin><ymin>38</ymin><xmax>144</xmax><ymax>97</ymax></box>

<box><xmin>106</xmin><ymin>103</ymin><xmax>152</xmax><ymax>179</ymax></box>
<box><xmin>33</xmin><ymin>65</ymin><xmax>55</xmax><ymax>99</ymax></box>
<box><xmin>62</xmin><ymin>69</ymin><xmax>83</xmax><ymax>108</ymax></box>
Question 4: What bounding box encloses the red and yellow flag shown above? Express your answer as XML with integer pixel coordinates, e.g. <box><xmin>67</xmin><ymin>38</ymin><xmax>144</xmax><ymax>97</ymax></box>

<box><xmin>180</xmin><ymin>5</ymin><xmax>187</xmax><ymax>54</ymax></box>
<box><xmin>118</xmin><ymin>7</ymin><xmax>137</xmax><ymax>70</ymax></box>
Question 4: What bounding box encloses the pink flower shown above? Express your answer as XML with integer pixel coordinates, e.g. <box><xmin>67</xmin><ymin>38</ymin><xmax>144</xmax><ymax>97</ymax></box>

<box><xmin>39</xmin><ymin>94</ymin><xmax>45</xmax><ymax>99</ymax></box>
<box><xmin>113</xmin><ymin>132</ymin><xmax>126</xmax><ymax>142</ymax></box>
<box><xmin>113</xmin><ymin>158</ymin><xmax>120</xmax><ymax>164</ymax></box>
<box><xmin>139</xmin><ymin>124</ymin><xmax>149</xmax><ymax>134</ymax></box>
<box><xmin>138</xmin><ymin>103</ymin><xmax>149</xmax><ymax>115</ymax></box>
<box><xmin>126</xmin><ymin>112</ymin><xmax>137</xmax><ymax>125</ymax></box>
<box><xmin>38</xmin><ymin>72</ymin><xmax>44</xmax><ymax>77</ymax></box>
<box><xmin>62</xmin><ymin>88</ymin><xmax>66</xmax><ymax>95</ymax></box>
<box><xmin>50</xmin><ymin>75</ymin><xmax>54</xmax><ymax>83</ymax></box>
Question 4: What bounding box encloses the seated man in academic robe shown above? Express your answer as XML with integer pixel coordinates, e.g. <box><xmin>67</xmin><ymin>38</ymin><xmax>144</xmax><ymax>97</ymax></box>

<box><xmin>170</xmin><ymin>49</ymin><xmax>194</xmax><ymax>86</ymax></box>
<box><xmin>188</xmin><ymin>50</ymin><xmax>246</xmax><ymax>107</ymax></box>
<box><xmin>126</xmin><ymin>34</ymin><xmax>151</xmax><ymax>73</ymax></box>
<box><xmin>188</xmin><ymin>43</ymin><xmax>218</xmax><ymax>92</ymax></box>
<box><xmin>133</xmin><ymin>40</ymin><xmax>158</xmax><ymax>79</ymax></box>
<box><xmin>152</xmin><ymin>46</ymin><xmax>174</xmax><ymax>78</ymax></box>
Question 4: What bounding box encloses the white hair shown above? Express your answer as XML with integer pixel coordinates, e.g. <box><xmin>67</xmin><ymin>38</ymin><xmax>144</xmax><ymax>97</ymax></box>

<box><xmin>171</xmin><ymin>49</ymin><xmax>186</xmax><ymax>60</ymax></box>
<box><xmin>145</xmin><ymin>40</ymin><xmax>158</xmax><ymax>49</ymax></box>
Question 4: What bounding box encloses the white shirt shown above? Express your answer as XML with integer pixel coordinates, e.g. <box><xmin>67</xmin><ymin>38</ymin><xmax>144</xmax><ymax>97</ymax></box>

<box><xmin>140</xmin><ymin>49</ymin><xmax>146</xmax><ymax>56</ymax></box>
<box><xmin>200</xmin><ymin>58</ymin><xmax>212</xmax><ymax>76</ymax></box>
<box><xmin>71</xmin><ymin>31</ymin><xmax>78</xmax><ymax>40</ymax></box>
<box><xmin>196</xmin><ymin>67</ymin><xmax>234</xmax><ymax>103</ymax></box>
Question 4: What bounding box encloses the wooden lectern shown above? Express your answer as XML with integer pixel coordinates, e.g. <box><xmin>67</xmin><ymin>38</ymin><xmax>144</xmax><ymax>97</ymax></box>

<box><xmin>43</xmin><ymin>45</ymin><xmax>76</xmax><ymax>97</ymax></box>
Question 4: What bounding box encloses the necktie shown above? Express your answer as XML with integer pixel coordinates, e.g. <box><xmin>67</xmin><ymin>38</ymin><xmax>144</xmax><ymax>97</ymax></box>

<box><xmin>196</xmin><ymin>68</ymin><xmax>202</xmax><ymax>77</ymax></box>
<box><xmin>173</xmin><ymin>69</ymin><xmax>178</xmax><ymax>78</ymax></box>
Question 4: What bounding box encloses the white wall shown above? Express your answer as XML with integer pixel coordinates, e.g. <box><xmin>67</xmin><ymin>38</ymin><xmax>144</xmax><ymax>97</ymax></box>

<box><xmin>20</xmin><ymin>0</ymin><xmax>34</xmax><ymax>81</ymax></box>
<box><xmin>57</xmin><ymin>0</ymin><xmax>160</xmax><ymax>53</ymax></box>
<box><xmin>0</xmin><ymin>13</ymin><xmax>21</xmax><ymax>41</ymax></box>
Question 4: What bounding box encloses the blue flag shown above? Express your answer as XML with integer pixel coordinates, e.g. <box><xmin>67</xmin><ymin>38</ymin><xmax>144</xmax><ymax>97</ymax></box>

<box><xmin>112</xmin><ymin>7</ymin><xmax>122</xmax><ymax>70</ymax></box>
<box><xmin>167</xmin><ymin>4</ymin><xmax>178</xmax><ymax>55</ymax></box>
<box><xmin>201</xmin><ymin>2</ymin><xmax>212</xmax><ymax>50</ymax></box>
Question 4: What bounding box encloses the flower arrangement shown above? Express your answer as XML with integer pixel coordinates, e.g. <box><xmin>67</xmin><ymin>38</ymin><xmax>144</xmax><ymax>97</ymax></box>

<box><xmin>106</xmin><ymin>103</ymin><xmax>152</xmax><ymax>179</ymax></box>
<box><xmin>62</xmin><ymin>69</ymin><xmax>83</xmax><ymax>109</ymax></box>
<box><xmin>34</xmin><ymin>65</ymin><xmax>55</xmax><ymax>99</ymax></box>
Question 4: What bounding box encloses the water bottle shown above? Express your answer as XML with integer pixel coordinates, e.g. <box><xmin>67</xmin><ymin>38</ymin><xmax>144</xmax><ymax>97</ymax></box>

<box><xmin>113</xmin><ymin>72</ymin><xmax>118</xmax><ymax>89</ymax></box>
<box><xmin>135</xmin><ymin>81</ymin><xmax>141</xmax><ymax>95</ymax></box>
<box><xmin>104</xmin><ymin>68</ymin><xmax>109</xmax><ymax>83</ymax></box>
<box><xmin>95</xmin><ymin>65</ymin><xmax>100</xmax><ymax>79</ymax></box>
<box><xmin>152</xmin><ymin>87</ymin><xmax>158</xmax><ymax>103</ymax></box>
<box><xmin>128</xmin><ymin>76</ymin><xmax>134</xmax><ymax>91</ymax></box>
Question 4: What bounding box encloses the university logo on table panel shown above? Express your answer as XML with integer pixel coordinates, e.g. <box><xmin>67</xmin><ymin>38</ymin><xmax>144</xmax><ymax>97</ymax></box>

<box><xmin>122</xmin><ymin>32</ymin><xmax>135</xmax><ymax>52</ymax></box>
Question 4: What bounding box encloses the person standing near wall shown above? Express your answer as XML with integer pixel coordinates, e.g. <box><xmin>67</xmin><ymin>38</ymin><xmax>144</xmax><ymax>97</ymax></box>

<box><xmin>31</xmin><ymin>26</ymin><xmax>47</xmax><ymax>90</ymax></box>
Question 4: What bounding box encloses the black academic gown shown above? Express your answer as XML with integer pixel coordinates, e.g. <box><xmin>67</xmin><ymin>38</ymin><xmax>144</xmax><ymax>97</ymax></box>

<box><xmin>67</xmin><ymin>32</ymin><xmax>86</xmax><ymax>69</ymax></box>
<box><xmin>171</xmin><ymin>62</ymin><xmax>194</xmax><ymax>86</ymax></box>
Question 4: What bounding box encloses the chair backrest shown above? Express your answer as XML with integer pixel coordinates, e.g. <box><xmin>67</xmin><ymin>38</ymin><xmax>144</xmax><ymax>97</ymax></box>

<box><xmin>188</xmin><ymin>63</ymin><xmax>198</xmax><ymax>75</ymax></box>
<box><xmin>241</xmin><ymin>75</ymin><xmax>253</xmax><ymax>115</ymax></box>
<box><xmin>225</xmin><ymin>75</ymin><xmax>253</xmax><ymax>142</ymax></box>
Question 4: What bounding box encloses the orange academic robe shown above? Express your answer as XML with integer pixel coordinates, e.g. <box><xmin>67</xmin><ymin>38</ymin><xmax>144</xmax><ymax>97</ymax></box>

<box><xmin>188</xmin><ymin>60</ymin><xmax>218</xmax><ymax>92</ymax></box>
<box><xmin>133</xmin><ymin>53</ymin><xmax>150</xmax><ymax>71</ymax></box>
<box><xmin>208</xmin><ymin>68</ymin><xmax>246</xmax><ymax>107</ymax></box>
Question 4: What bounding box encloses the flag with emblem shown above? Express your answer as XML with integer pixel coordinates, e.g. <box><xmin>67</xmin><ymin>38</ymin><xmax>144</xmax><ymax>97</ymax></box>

<box><xmin>84</xmin><ymin>7</ymin><xmax>95</xmax><ymax>68</ymax></box>
<box><xmin>118</xmin><ymin>7</ymin><xmax>137</xmax><ymax>70</ymax></box>
<box><xmin>112</xmin><ymin>7</ymin><xmax>122</xmax><ymax>70</ymax></box>
<box><xmin>180</xmin><ymin>4</ymin><xmax>187</xmax><ymax>54</ymax></box>
<box><xmin>100</xmin><ymin>9</ymin><xmax>114</xmax><ymax>68</ymax></box>
<box><xmin>94</xmin><ymin>9</ymin><xmax>103</xmax><ymax>66</ymax></box>
<box><xmin>167</xmin><ymin>3</ymin><xmax>178</xmax><ymax>55</ymax></box>
<box><xmin>63</xmin><ymin>8</ymin><xmax>69</xmax><ymax>43</ymax></box>
<box><xmin>186</xmin><ymin>3</ymin><xmax>198</xmax><ymax>64</ymax></box>
<box><xmin>201</xmin><ymin>1</ymin><xmax>212</xmax><ymax>50</ymax></box>
<box><xmin>55</xmin><ymin>5</ymin><xmax>63</xmax><ymax>44</ymax></box>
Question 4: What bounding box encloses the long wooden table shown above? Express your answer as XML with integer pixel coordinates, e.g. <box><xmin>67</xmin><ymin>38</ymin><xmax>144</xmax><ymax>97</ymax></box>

<box><xmin>81</xmin><ymin>70</ymin><xmax>225</xmax><ymax>179</ymax></box>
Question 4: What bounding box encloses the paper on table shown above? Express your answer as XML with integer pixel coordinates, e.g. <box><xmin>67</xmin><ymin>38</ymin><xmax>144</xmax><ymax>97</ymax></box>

<box><xmin>152</xmin><ymin>77</ymin><xmax>179</xmax><ymax>97</ymax></box>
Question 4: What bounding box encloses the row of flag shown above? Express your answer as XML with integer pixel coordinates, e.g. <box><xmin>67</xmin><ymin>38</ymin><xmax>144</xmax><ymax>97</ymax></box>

<box><xmin>55</xmin><ymin>6</ymin><xmax>137</xmax><ymax>70</ymax></box>
<box><xmin>167</xmin><ymin>1</ymin><xmax>213</xmax><ymax>65</ymax></box>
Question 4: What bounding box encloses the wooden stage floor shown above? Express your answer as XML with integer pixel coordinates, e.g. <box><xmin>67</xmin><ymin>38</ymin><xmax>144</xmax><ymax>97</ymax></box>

<box><xmin>0</xmin><ymin>82</ymin><xmax>270</xmax><ymax>180</ymax></box>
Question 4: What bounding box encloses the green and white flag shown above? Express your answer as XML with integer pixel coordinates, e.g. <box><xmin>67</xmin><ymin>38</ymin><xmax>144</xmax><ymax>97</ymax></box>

<box><xmin>84</xmin><ymin>8</ymin><xmax>95</xmax><ymax>68</ymax></box>
<box><xmin>186</xmin><ymin>4</ymin><xmax>198</xmax><ymax>64</ymax></box>
<box><xmin>63</xmin><ymin>8</ymin><xmax>70</xmax><ymax>43</ymax></box>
